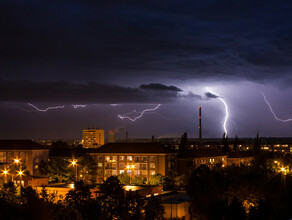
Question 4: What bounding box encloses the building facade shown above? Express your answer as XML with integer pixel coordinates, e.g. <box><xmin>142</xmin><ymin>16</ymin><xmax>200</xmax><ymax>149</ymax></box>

<box><xmin>82</xmin><ymin>129</ymin><xmax>105</xmax><ymax>148</ymax></box>
<box><xmin>89</xmin><ymin>142</ymin><xmax>177</xmax><ymax>182</ymax></box>
<box><xmin>0</xmin><ymin>140</ymin><xmax>49</xmax><ymax>176</ymax></box>
<box><xmin>227</xmin><ymin>151</ymin><xmax>253</xmax><ymax>166</ymax></box>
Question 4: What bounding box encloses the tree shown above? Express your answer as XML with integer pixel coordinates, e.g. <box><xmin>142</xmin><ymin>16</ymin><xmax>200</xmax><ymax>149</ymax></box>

<box><xmin>79</xmin><ymin>154</ymin><xmax>98</xmax><ymax>184</ymax></box>
<box><xmin>254</xmin><ymin>133</ymin><xmax>261</xmax><ymax>153</ymax></box>
<box><xmin>131</xmin><ymin>176</ymin><xmax>144</xmax><ymax>185</ymax></box>
<box><xmin>149</xmin><ymin>174</ymin><xmax>165</xmax><ymax>186</ymax></box>
<box><xmin>118</xmin><ymin>173</ymin><xmax>130</xmax><ymax>185</ymax></box>
<box><xmin>47</xmin><ymin>158</ymin><xmax>74</xmax><ymax>183</ymax></box>
<box><xmin>64</xmin><ymin>180</ymin><xmax>99</xmax><ymax>219</ymax></box>
<box><xmin>124</xmin><ymin>191</ymin><xmax>144</xmax><ymax>219</ymax></box>
<box><xmin>144</xmin><ymin>196</ymin><xmax>165</xmax><ymax>220</ymax></box>
<box><xmin>179</xmin><ymin>132</ymin><xmax>188</xmax><ymax>155</ymax></box>
<box><xmin>99</xmin><ymin>176</ymin><xmax>126</xmax><ymax>219</ymax></box>
<box><xmin>222</xmin><ymin>133</ymin><xmax>230</xmax><ymax>154</ymax></box>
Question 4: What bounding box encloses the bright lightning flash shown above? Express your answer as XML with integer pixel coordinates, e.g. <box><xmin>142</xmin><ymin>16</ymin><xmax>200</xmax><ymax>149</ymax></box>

<box><xmin>28</xmin><ymin>103</ymin><xmax>65</xmax><ymax>112</ymax></box>
<box><xmin>206</xmin><ymin>88</ymin><xmax>229</xmax><ymax>136</ymax></box>
<box><xmin>118</xmin><ymin>104</ymin><xmax>161</xmax><ymax>121</ymax></box>
<box><xmin>262</xmin><ymin>92</ymin><xmax>292</xmax><ymax>122</ymax></box>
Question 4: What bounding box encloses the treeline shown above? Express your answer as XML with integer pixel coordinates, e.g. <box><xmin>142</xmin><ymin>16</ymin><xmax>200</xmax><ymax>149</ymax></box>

<box><xmin>186</xmin><ymin>152</ymin><xmax>292</xmax><ymax>219</ymax></box>
<box><xmin>0</xmin><ymin>177</ymin><xmax>164</xmax><ymax>220</ymax></box>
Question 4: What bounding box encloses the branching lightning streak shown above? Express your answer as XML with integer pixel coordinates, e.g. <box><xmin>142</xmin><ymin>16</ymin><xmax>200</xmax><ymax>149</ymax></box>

<box><xmin>206</xmin><ymin>88</ymin><xmax>229</xmax><ymax>136</ymax></box>
<box><xmin>261</xmin><ymin>92</ymin><xmax>292</xmax><ymax>122</ymax></box>
<box><xmin>72</xmin><ymin>105</ymin><xmax>87</xmax><ymax>108</ymax></box>
<box><xmin>118</xmin><ymin>104</ymin><xmax>161</xmax><ymax>121</ymax></box>
<box><xmin>27</xmin><ymin>103</ymin><xmax>65</xmax><ymax>112</ymax></box>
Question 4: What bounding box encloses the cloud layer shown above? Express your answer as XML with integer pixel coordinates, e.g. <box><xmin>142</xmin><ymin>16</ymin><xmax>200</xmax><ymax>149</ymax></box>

<box><xmin>0</xmin><ymin>80</ymin><xmax>193</xmax><ymax>104</ymax></box>
<box><xmin>1</xmin><ymin>0</ymin><xmax>292</xmax><ymax>85</ymax></box>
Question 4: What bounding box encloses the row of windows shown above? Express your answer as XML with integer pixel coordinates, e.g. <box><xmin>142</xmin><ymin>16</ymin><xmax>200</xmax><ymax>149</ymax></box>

<box><xmin>101</xmin><ymin>156</ymin><xmax>156</xmax><ymax>162</ymax></box>
<box><xmin>195</xmin><ymin>157</ymin><xmax>225</xmax><ymax>164</ymax></box>
<box><xmin>101</xmin><ymin>162</ymin><xmax>156</xmax><ymax>170</ymax></box>
<box><xmin>103</xmin><ymin>169</ymin><xmax>156</xmax><ymax>177</ymax></box>
<box><xmin>0</xmin><ymin>151</ymin><xmax>26</xmax><ymax>163</ymax></box>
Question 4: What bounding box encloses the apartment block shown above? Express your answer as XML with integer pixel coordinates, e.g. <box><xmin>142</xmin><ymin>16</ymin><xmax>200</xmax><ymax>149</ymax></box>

<box><xmin>89</xmin><ymin>142</ymin><xmax>177</xmax><ymax>182</ymax></box>
<box><xmin>0</xmin><ymin>140</ymin><xmax>49</xmax><ymax>176</ymax></box>
<box><xmin>82</xmin><ymin>129</ymin><xmax>105</xmax><ymax>148</ymax></box>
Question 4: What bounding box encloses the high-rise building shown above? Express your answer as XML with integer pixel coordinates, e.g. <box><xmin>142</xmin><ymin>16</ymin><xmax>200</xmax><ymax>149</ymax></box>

<box><xmin>82</xmin><ymin>129</ymin><xmax>105</xmax><ymax>148</ymax></box>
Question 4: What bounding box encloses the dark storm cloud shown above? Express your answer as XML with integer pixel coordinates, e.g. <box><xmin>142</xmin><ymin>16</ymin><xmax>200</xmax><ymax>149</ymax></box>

<box><xmin>205</xmin><ymin>92</ymin><xmax>219</xmax><ymax>99</ymax></box>
<box><xmin>1</xmin><ymin>0</ymin><xmax>292</xmax><ymax>84</ymax></box>
<box><xmin>140</xmin><ymin>83</ymin><xmax>182</xmax><ymax>92</ymax></box>
<box><xmin>0</xmin><ymin>80</ymin><xmax>192</xmax><ymax>104</ymax></box>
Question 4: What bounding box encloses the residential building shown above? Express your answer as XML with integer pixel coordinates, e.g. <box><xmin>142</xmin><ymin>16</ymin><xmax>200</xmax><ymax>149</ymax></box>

<box><xmin>227</xmin><ymin>151</ymin><xmax>253</xmax><ymax>166</ymax></box>
<box><xmin>89</xmin><ymin>142</ymin><xmax>177</xmax><ymax>182</ymax></box>
<box><xmin>0</xmin><ymin>140</ymin><xmax>49</xmax><ymax>176</ymax></box>
<box><xmin>82</xmin><ymin>129</ymin><xmax>105</xmax><ymax>148</ymax></box>
<box><xmin>177</xmin><ymin>149</ymin><xmax>227</xmax><ymax>175</ymax></box>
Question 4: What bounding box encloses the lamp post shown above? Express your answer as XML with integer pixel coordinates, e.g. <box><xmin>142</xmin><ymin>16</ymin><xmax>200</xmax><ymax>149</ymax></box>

<box><xmin>18</xmin><ymin>170</ymin><xmax>23</xmax><ymax>186</ymax></box>
<box><xmin>72</xmin><ymin>160</ymin><xmax>78</xmax><ymax>182</ymax></box>
<box><xmin>3</xmin><ymin>170</ymin><xmax>8</xmax><ymax>183</ymax></box>
<box><xmin>126</xmin><ymin>164</ymin><xmax>135</xmax><ymax>185</ymax></box>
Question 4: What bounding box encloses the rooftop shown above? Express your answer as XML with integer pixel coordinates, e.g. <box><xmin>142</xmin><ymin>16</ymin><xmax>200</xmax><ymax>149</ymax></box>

<box><xmin>228</xmin><ymin>151</ymin><xmax>254</xmax><ymax>158</ymax></box>
<box><xmin>0</xmin><ymin>140</ymin><xmax>48</xmax><ymax>150</ymax></box>
<box><xmin>179</xmin><ymin>148</ymin><xmax>226</xmax><ymax>158</ymax></box>
<box><xmin>88</xmin><ymin>142</ymin><xmax>174</xmax><ymax>154</ymax></box>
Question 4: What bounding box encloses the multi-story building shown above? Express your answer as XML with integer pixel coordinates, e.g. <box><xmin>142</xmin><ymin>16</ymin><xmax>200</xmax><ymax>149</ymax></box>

<box><xmin>0</xmin><ymin>140</ymin><xmax>49</xmax><ymax>176</ymax></box>
<box><xmin>82</xmin><ymin>129</ymin><xmax>105</xmax><ymax>148</ymax></box>
<box><xmin>89</xmin><ymin>142</ymin><xmax>177</xmax><ymax>182</ymax></box>
<box><xmin>227</xmin><ymin>151</ymin><xmax>253</xmax><ymax>166</ymax></box>
<box><xmin>177</xmin><ymin>149</ymin><xmax>227</xmax><ymax>175</ymax></box>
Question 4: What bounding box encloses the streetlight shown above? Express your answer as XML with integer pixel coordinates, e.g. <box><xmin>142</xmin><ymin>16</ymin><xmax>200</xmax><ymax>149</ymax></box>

<box><xmin>126</xmin><ymin>164</ymin><xmax>135</xmax><ymax>185</ymax></box>
<box><xmin>71</xmin><ymin>160</ymin><xmax>78</xmax><ymax>182</ymax></box>
<box><xmin>2</xmin><ymin>169</ymin><xmax>8</xmax><ymax>183</ymax></box>
<box><xmin>18</xmin><ymin>170</ymin><xmax>23</xmax><ymax>186</ymax></box>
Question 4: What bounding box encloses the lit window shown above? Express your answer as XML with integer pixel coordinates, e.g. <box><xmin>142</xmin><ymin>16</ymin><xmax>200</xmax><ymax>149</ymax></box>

<box><xmin>127</xmin><ymin>156</ymin><xmax>132</xmax><ymax>161</ymax></box>
<box><xmin>119</xmin><ymin>156</ymin><xmax>125</xmax><ymax>161</ymax></box>
<box><xmin>98</xmin><ymin>163</ymin><xmax>103</xmax><ymax>167</ymax></box>
<box><xmin>150</xmin><ymin>163</ymin><xmax>155</xmax><ymax>169</ymax></box>
<box><xmin>120</xmin><ymin>170</ymin><xmax>125</xmax><ymax>174</ymax></box>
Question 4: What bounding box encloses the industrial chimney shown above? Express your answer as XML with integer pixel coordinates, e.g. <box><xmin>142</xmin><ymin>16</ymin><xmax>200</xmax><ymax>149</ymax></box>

<box><xmin>199</xmin><ymin>106</ymin><xmax>202</xmax><ymax>142</ymax></box>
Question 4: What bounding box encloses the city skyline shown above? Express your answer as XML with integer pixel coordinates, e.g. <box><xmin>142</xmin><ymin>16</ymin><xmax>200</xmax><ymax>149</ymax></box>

<box><xmin>1</xmin><ymin>1</ymin><xmax>292</xmax><ymax>139</ymax></box>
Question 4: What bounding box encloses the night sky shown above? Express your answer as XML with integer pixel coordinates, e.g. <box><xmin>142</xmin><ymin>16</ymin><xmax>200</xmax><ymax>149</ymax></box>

<box><xmin>1</xmin><ymin>0</ymin><xmax>292</xmax><ymax>140</ymax></box>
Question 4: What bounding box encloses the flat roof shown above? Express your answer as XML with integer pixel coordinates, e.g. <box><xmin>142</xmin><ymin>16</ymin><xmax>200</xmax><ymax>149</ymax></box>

<box><xmin>89</xmin><ymin>142</ymin><xmax>175</xmax><ymax>154</ymax></box>
<box><xmin>0</xmin><ymin>140</ymin><xmax>48</xmax><ymax>150</ymax></box>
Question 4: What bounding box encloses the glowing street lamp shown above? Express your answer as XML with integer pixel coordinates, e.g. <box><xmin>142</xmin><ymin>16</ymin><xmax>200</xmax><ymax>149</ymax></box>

<box><xmin>2</xmin><ymin>169</ymin><xmax>8</xmax><ymax>183</ymax></box>
<box><xmin>126</xmin><ymin>164</ymin><xmax>135</xmax><ymax>185</ymax></box>
<box><xmin>18</xmin><ymin>170</ymin><xmax>24</xmax><ymax>186</ymax></box>
<box><xmin>71</xmin><ymin>160</ymin><xmax>78</xmax><ymax>182</ymax></box>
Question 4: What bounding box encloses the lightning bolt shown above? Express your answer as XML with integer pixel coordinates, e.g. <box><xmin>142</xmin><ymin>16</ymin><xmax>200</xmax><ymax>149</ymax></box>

<box><xmin>206</xmin><ymin>88</ymin><xmax>229</xmax><ymax>137</ymax></box>
<box><xmin>72</xmin><ymin>105</ymin><xmax>87</xmax><ymax>108</ymax></box>
<box><xmin>118</xmin><ymin>104</ymin><xmax>161</xmax><ymax>121</ymax></box>
<box><xmin>262</xmin><ymin>92</ymin><xmax>292</xmax><ymax>122</ymax></box>
<box><xmin>27</xmin><ymin>103</ymin><xmax>65</xmax><ymax>112</ymax></box>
